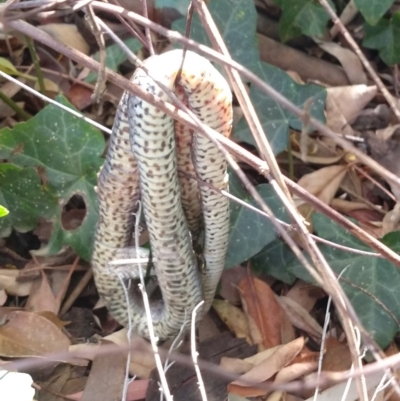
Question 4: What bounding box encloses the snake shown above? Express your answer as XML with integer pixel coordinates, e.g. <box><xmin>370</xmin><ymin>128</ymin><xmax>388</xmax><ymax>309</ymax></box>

<box><xmin>91</xmin><ymin>49</ymin><xmax>232</xmax><ymax>340</ymax></box>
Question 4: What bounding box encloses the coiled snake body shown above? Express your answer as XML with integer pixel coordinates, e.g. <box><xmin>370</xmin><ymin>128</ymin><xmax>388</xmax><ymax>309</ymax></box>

<box><xmin>92</xmin><ymin>50</ymin><xmax>232</xmax><ymax>340</ymax></box>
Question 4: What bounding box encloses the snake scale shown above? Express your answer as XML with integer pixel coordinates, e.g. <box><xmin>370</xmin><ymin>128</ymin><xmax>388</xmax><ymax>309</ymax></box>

<box><xmin>91</xmin><ymin>50</ymin><xmax>233</xmax><ymax>340</ymax></box>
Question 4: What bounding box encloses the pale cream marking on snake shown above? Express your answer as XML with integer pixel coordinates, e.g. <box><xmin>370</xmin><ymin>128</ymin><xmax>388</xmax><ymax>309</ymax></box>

<box><xmin>92</xmin><ymin>50</ymin><xmax>232</xmax><ymax>340</ymax></box>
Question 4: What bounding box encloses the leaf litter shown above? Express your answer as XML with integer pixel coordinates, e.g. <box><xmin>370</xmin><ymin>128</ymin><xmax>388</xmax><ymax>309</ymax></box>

<box><xmin>2</xmin><ymin>0</ymin><xmax>400</xmax><ymax>400</ymax></box>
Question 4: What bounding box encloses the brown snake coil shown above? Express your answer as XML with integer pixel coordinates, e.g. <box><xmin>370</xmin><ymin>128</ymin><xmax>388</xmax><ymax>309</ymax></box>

<box><xmin>92</xmin><ymin>50</ymin><xmax>232</xmax><ymax>340</ymax></box>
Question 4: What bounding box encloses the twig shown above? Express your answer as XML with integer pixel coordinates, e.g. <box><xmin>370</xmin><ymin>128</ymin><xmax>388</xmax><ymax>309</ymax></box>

<box><xmin>59</xmin><ymin>263</ymin><xmax>92</xmax><ymax>316</ymax></box>
<box><xmin>141</xmin><ymin>0</ymin><xmax>154</xmax><ymax>55</ymax></box>
<box><xmin>0</xmin><ymin>69</ymin><xmax>112</xmax><ymax>135</ymax></box>
<box><xmin>84</xmin><ymin>4</ymin><xmax>106</xmax><ymax>103</ymax></box>
<box><xmin>25</xmin><ymin>35</ymin><xmax>46</xmax><ymax>95</ymax></box>
<box><xmin>191</xmin><ymin>301</ymin><xmax>207</xmax><ymax>401</ymax></box>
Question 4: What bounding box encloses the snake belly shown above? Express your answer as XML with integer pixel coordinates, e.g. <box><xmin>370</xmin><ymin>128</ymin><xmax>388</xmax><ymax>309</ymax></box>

<box><xmin>91</xmin><ymin>50</ymin><xmax>232</xmax><ymax>340</ymax></box>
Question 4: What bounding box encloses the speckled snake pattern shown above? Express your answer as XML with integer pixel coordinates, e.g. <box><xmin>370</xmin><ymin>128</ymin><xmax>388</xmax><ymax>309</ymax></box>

<box><xmin>91</xmin><ymin>50</ymin><xmax>232</xmax><ymax>340</ymax></box>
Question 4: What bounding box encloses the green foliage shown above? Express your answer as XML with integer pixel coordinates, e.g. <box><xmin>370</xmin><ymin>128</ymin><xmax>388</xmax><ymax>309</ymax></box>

<box><xmin>0</xmin><ymin>205</ymin><xmax>8</xmax><ymax>218</ymax></box>
<box><xmin>273</xmin><ymin>0</ymin><xmax>332</xmax><ymax>42</ymax></box>
<box><xmin>235</xmin><ymin>61</ymin><xmax>326</xmax><ymax>155</ymax></box>
<box><xmin>265</xmin><ymin>214</ymin><xmax>400</xmax><ymax>348</ymax></box>
<box><xmin>226</xmin><ymin>171</ymin><xmax>289</xmax><ymax>268</ymax></box>
<box><xmin>155</xmin><ymin>0</ymin><xmax>190</xmax><ymax>14</ymax></box>
<box><xmin>171</xmin><ymin>0</ymin><xmax>326</xmax><ymax>155</ymax></box>
<box><xmin>172</xmin><ymin>0</ymin><xmax>260</xmax><ymax>73</ymax></box>
<box><xmin>354</xmin><ymin>0</ymin><xmax>395</xmax><ymax>25</ymax></box>
<box><xmin>0</xmin><ymin>96</ymin><xmax>105</xmax><ymax>260</ymax></box>
<box><xmin>363</xmin><ymin>12</ymin><xmax>400</xmax><ymax>65</ymax></box>
<box><xmin>85</xmin><ymin>37</ymin><xmax>142</xmax><ymax>83</ymax></box>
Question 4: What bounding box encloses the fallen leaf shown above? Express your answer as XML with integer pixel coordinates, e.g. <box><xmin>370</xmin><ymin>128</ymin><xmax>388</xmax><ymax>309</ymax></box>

<box><xmin>325</xmin><ymin>85</ymin><xmax>377</xmax><ymax>133</ymax></box>
<box><xmin>105</xmin><ymin>329</ymin><xmax>156</xmax><ymax>378</ymax></box>
<box><xmin>219</xmin><ymin>266</ymin><xmax>246</xmax><ymax>305</ymax></box>
<box><xmin>25</xmin><ymin>270</ymin><xmax>59</xmax><ymax>314</ymax></box>
<box><xmin>0</xmin><ymin>311</ymin><xmax>70</xmax><ymax>358</ymax></box>
<box><xmin>0</xmin><ymin>290</ymin><xmax>6</xmax><ymax>306</ymax></box>
<box><xmin>213</xmin><ymin>299</ymin><xmax>252</xmax><ymax>343</ymax></box>
<box><xmin>0</xmin><ymin>269</ymin><xmax>33</xmax><ymax>296</ymax></box>
<box><xmin>220</xmin><ymin>356</ymin><xmax>254</xmax><ymax>375</ymax></box>
<box><xmin>274</xmin><ymin>361</ymin><xmax>317</xmax><ymax>384</ymax></box>
<box><xmin>276</xmin><ymin>296</ymin><xmax>323</xmax><ymax>343</ymax></box>
<box><xmin>286</xmin><ymin>281</ymin><xmax>324</xmax><ymax>312</ymax></box>
<box><xmin>330</xmin><ymin>198</ymin><xmax>373</xmax><ymax>213</ymax></box>
<box><xmin>228</xmin><ymin>337</ymin><xmax>305</xmax><ymax>397</ymax></box>
<box><xmin>385</xmin><ymin>342</ymin><xmax>400</xmax><ymax>401</ymax></box>
<box><xmin>322</xmin><ymin>337</ymin><xmax>352</xmax><ymax>372</ymax></box>
<box><xmin>38</xmin><ymin>24</ymin><xmax>90</xmax><ymax>55</ymax></box>
<box><xmin>80</xmin><ymin>340</ymin><xmax>127</xmax><ymax>401</ymax></box>
<box><xmin>68</xmin><ymin>84</ymin><xmax>94</xmax><ymax>110</ymax></box>
<box><xmin>239</xmin><ymin>275</ymin><xmax>294</xmax><ymax>349</ymax></box>
<box><xmin>318</xmin><ymin>41</ymin><xmax>367</xmax><ymax>85</ymax></box>
<box><xmin>294</xmin><ymin>165</ymin><xmax>348</xmax><ymax>208</ymax></box>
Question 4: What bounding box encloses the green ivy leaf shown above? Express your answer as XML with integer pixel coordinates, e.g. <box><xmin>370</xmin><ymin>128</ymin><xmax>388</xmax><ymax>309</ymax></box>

<box><xmin>234</xmin><ymin>61</ymin><xmax>326</xmax><ymax>155</ymax></box>
<box><xmin>172</xmin><ymin>0</ymin><xmax>260</xmax><ymax>73</ymax></box>
<box><xmin>0</xmin><ymin>164</ymin><xmax>57</xmax><ymax>236</ymax></box>
<box><xmin>273</xmin><ymin>0</ymin><xmax>332</xmax><ymax>42</ymax></box>
<box><xmin>85</xmin><ymin>37</ymin><xmax>142</xmax><ymax>83</ymax></box>
<box><xmin>252</xmin><ymin>239</ymin><xmax>297</xmax><ymax>284</ymax></box>
<box><xmin>354</xmin><ymin>0</ymin><xmax>395</xmax><ymax>26</ymax></box>
<box><xmin>281</xmin><ymin>214</ymin><xmax>400</xmax><ymax>348</ymax></box>
<box><xmin>155</xmin><ymin>0</ymin><xmax>190</xmax><ymax>14</ymax></box>
<box><xmin>0</xmin><ymin>96</ymin><xmax>105</xmax><ymax>260</ymax></box>
<box><xmin>363</xmin><ymin>12</ymin><xmax>400</xmax><ymax>66</ymax></box>
<box><xmin>226</xmin><ymin>172</ymin><xmax>289</xmax><ymax>268</ymax></box>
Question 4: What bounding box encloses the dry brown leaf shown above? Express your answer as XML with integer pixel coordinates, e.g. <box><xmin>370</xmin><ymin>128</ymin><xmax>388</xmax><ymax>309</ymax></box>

<box><xmin>38</xmin><ymin>24</ymin><xmax>90</xmax><ymax>55</ymax></box>
<box><xmin>81</xmin><ymin>340</ymin><xmax>127</xmax><ymax>401</ymax></box>
<box><xmin>0</xmin><ymin>289</ymin><xmax>6</xmax><ymax>306</ymax></box>
<box><xmin>68</xmin><ymin>84</ymin><xmax>94</xmax><ymax>110</ymax></box>
<box><xmin>294</xmin><ymin>165</ymin><xmax>348</xmax><ymax>208</ymax></box>
<box><xmin>274</xmin><ymin>361</ymin><xmax>317</xmax><ymax>384</ymax></box>
<box><xmin>318</xmin><ymin>42</ymin><xmax>367</xmax><ymax>84</ymax></box>
<box><xmin>25</xmin><ymin>270</ymin><xmax>59</xmax><ymax>314</ymax></box>
<box><xmin>322</xmin><ymin>337</ymin><xmax>352</xmax><ymax>372</ymax></box>
<box><xmin>219</xmin><ymin>266</ymin><xmax>246</xmax><ymax>305</ymax></box>
<box><xmin>291</xmin><ymin>150</ymin><xmax>344</xmax><ymax>165</ymax></box>
<box><xmin>105</xmin><ymin>329</ymin><xmax>156</xmax><ymax>378</ymax></box>
<box><xmin>220</xmin><ymin>356</ymin><xmax>254</xmax><ymax>375</ymax></box>
<box><xmin>330</xmin><ymin>198</ymin><xmax>372</xmax><ymax>213</ymax></box>
<box><xmin>385</xmin><ymin>342</ymin><xmax>400</xmax><ymax>401</ymax></box>
<box><xmin>213</xmin><ymin>299</ymin><xmax>252</xmax><ymax>343</ymax></box>
<box><xmin>276</xmin><ymin>296</ymin><xmax>322</xmax><ymax>342</ymax></box>
<box><xmin>244</xmin><ymin>346</ymin><xmax>281</xmax><ymax>365</ymax></box>
<box><xmin>239</xmin><ymin>275</ymin><xmax>294</xmax><ymax>349</ymax></box>
<box><xmin>286</xmin><ymin>281</ymin><xmax>323</xmax><ymax>312</ymax></box>
<box><xmin>0</xmin><ymin>269</ymin><xmax>33</xmax><ymax>296</ymax></box>
<box><xmin>0</xmin><ymin>310</ymin><xmax>70</xmax><ymax>358</ymax></box>
<box><xmin>34</xmin><ymin>77</ymin><xmax>60</xmax><ymax>94</ymax></box>
<box><xmin>325</xmin><ymin>85</ymin><xmax>377</xmax><ymax>133</ymax></box>
<box><xmin>228</xmin><ymin>337</ymin><xmax>305</xmax><ymax>397</ymax></box>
